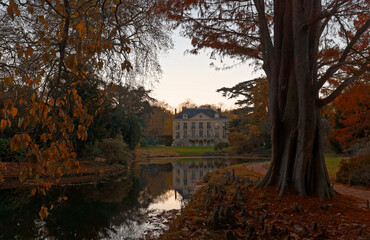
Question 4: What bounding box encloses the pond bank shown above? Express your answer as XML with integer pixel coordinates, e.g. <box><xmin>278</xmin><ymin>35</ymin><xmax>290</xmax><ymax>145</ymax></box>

<box><xmin>158</xmin><ymin>163</ymin><xmax>370</xmax><ymax>240</ymax></box>
<box><xmin>0</xmin><ymin>161</ymin><xmax>127</xmax><ymax>190</ymax></box>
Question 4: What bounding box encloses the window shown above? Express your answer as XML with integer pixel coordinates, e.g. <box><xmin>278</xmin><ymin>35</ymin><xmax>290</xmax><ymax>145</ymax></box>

<box><xmin>199</xmin><ymin>130</ymin><xmax>203</xmax><ymax>137</ymax></box>
<box><xmin>183</xmin><ymin>122</ymin><xmax>187</xmax><ymax>129</ymax></box>
<box><xmin>199</xmin><ymin>114</ymin><xmax>202</xmax><ymax>118</ymax></box>
<box><xmin>183</xmin><ymin>114</ymin><xmax>188</xmax><ymax>119</ymax></box>
<box><xmin>184</xmin><ymin>130</ymin><xmax>187</xmax><ymax>138</ymax></box>
<box><xmin>199</xmin><ymin>122</ymin><xmax>203</xmax><ymax>129</ymax></box>
<box><xmin>175</xmin><ymin>122</ymin><xmax>180</xmax><ymax>129</ymax></box>
<box><xmin>215</xmin><ymin>113</ymin><xmax>219</xmax><ymax>118</ymax></box>
<box><xmin>176</xmin><ymin>131</ymin><xmax>180</xmax><ymax>138</ymax></box>
<box><xmin>200</xmin><ymin>170</ymin><xmax>203</xmax><ymax>178</ymax></box>
<box><xmin>191</xmin><ymin>129</ymin><xmax>195</xmax><ymax>138</ymax></box>
<box><xmin>207</xmin><ymin>122</ymin><xmax>211</xmax><ymax>129</ymax></box>
<box><xmin>191</xmin><ymin>122</ymin><xmax>195</xmax><ymax>129</ymax></box>
<box><xmin>207</xmin><ymin>130</ymin><xmax>211</xmax><ymax>138</ymax></box>
<box><xmin>215</xmin><ymin>123</ymin><xmax>219</xmax><ymax>129</ymax></box>
<box><xmin>215</xmin><ymin>130</ymin><xmax>219</xmax><ymax>138</ymax></box>
<box><xmin>223</xmin><ymin>130</ymin><xmax>226</xmax><ymax>138</ymax></box>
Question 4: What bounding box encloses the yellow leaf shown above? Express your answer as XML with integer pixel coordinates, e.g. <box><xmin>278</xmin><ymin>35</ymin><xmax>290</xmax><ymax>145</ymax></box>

<box><xmin>65</xmin><ymin>54</ymin><xmax>77</xmax><ymax>71</ymax></box>
<box><xmin>76</xmin><ymin>22</ymin><xmax>84</xmax><ymax>37</ymax></box>
<box><xmin>23</xmin><ymin>134</ymin><xmax>31</xmax><ymax>147</ymax></box>
<box><xmin>10</xmin><ymin>134</ymin><xmax>22</xmax><ymax>151</ymax></box>
<box><xmin>10</xmin><ymin>106</ymin><xmax>18</xmax><ymax>118</ymax></box>
<box><xmin>19</xmin><ymin>168</ymin><xmax>28</xmax><ymax>182</ymax></box>
<box><xmin>38</xmin><ymin>15</ymin><xmax>44</xmax><ymax>24</ymax></box>
<box><xmin>27</xmin><ymin>6</ymin><xmax>34</xmax><ymax>14</ymax></box>
<box><xmin>39</xmin><ymin>205</ymin><xmax>48</xmax><ymax>220</ymax></box>
<box><xmin>63</xmin><ymin>196</ymin><xmax>68</xmax><ymax>201</ymax></box>
<box><xmin>0</xmin><ymin>119</ymin><xmax>7</xmax><ymax>131</ymax></box>
<box><xmin>4</xmin><ymin>76</ymin><xmax>14</xmax><ymax>85</ymax></box>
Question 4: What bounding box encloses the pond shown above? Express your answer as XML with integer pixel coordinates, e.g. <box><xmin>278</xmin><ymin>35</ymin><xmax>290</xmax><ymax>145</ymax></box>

<box><xmin>0</xmin><ymin>158</ymin><xmax>265</xmax><ymax>239</ymax></box>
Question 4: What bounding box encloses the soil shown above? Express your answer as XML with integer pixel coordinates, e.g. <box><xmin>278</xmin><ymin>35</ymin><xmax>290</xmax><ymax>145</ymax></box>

<box><xmin>158</xmin><ymin>164</ymin><xmax>370</xmax><ymax>240</ymax></box>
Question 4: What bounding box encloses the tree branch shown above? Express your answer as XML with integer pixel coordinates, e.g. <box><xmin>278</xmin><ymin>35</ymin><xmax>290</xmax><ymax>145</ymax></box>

<box><xmin>314</xmin><ymin>18</ymin><xmax>370</xmax><ymax>92</ymax></box>
<box><xmin>253</xmin><ymin>0</ymin><xmax>275</xmax><ymax>74</ymax></box>
<box><xmin>317</xmin><ymin>67</ymin><xmax>367</xmax><ymax>107</ymax></box>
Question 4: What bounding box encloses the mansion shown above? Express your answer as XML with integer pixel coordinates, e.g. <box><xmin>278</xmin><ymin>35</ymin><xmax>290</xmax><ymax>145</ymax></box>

<box><xmin>172</xmin><ymin>108</ymin><xmax>229</xmax><ymax>146</ymax></box>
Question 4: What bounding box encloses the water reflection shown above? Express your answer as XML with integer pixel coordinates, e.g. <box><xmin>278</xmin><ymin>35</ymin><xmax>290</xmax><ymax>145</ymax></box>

<box><xmin>0</xmin><ymin>158</ymin><xmax>263</xmax><ymax>239</ymax></box>
<box><xmin>172</xmin><ymin>159</ymin><xmax>231</xmax><ymax>199</ymax></box>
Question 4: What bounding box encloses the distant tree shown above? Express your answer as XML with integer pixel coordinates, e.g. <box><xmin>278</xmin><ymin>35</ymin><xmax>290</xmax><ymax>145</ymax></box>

<box><xmin>177</xmin><ymin>98</ymin><xmax>197</xmax><ymax>110</ymax></box>
<box><xmin>159</xmin><ymin>0</ymin><xmax>369</xmax><ymax>198</ymax></box>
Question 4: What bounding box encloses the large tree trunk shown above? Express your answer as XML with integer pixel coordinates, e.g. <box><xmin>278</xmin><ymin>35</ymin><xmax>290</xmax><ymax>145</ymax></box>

<box><xmin>257</xmin><ymin>0</ymin><xmax>335</xmax><ymax>199</ymax></box>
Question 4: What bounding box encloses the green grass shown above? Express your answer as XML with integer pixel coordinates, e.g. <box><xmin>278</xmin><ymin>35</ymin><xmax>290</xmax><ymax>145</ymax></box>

<box><xmin>324</xmin><ymin>153</ymin><xmax>344</xmax><ymax>179</ymax></box>
<box><xmin>141</xmin><ymin>146</ymin><xmax>214</xmax><ymax>156</ymax></box>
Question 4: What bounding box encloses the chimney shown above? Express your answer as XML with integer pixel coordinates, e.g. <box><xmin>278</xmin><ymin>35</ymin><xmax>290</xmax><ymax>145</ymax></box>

<box><xmin>175</xmin><ymin>108</ymin><xmax>177</xmax><ymax>115</ymax></box>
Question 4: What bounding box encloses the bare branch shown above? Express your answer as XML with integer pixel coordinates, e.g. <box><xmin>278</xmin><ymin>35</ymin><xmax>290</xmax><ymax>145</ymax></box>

<box><xmin>315</xmin><ymin>18</ymin><xmax>370</xmax><ymax>92</ymax></box>
<box><xmin>317</xmin><ymin>64</ymin><xmax>368</xmax><ymax>107</ymax></box>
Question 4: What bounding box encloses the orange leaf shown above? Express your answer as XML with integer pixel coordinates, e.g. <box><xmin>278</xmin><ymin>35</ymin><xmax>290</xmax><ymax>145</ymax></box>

<box><xmin>10</xmin><ymin>106</ymin><xmax>18</xmax><ymax>118</ymax></box>
<box><xmin>0</xmin><ymin>119</ymin><xmax>7</xmax><ymax>131</ymax></box>
<box><xmin>10</xmin><ymin>134</ymin><xmax>22</xmax><ymax>151</ymax></box>
<box><xmin>31</xmin><ymin>188</ymin><xmax>36</xmax><ymax>196</ymax></box>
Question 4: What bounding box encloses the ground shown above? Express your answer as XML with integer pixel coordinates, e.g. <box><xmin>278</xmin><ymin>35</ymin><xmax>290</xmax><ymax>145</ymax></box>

<box><xmin>158</xmin><ymin>163</ymin><xmax>370</xmax><ymax>240</ymax></box>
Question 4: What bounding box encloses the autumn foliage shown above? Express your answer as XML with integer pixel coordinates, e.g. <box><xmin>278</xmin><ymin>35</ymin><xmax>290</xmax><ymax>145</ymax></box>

<box><xmin>331</xmin><ymin>81</ymin><xmax>370</xmax><ymax>151</ymax></box>
<box><xmin>0</xmin><ymin>0</ymin><xmax>171</xmax><ymax>198</ymax></box>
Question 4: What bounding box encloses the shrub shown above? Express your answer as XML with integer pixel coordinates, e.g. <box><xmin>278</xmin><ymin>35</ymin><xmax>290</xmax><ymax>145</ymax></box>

<box><xmin>227</xmin><ymin>132</ymin><xmax>254</xmax><ymax>155</ymax></box>
<box><xmin>96</xmin><ymin>136</ymin><xmax>133</xmax><ymax>165</ymax></box>
<box><xmin>80</xmin><ymin>144</ymin><xmax>102</xmax><ymax>160</ymax></box>
<box><xmin>214</xmin><ymin>142</ymin><xmax>230</xmax><ymax>152</ymax></box>
<box><xmin>336</xmin><ymin>153</ymin><xmax>370</xmax><ymax>187</ymax></box>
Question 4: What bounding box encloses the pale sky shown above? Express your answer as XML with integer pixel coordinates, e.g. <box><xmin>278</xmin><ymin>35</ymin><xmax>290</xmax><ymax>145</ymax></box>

<box><xmin>152</xmin><ymin>31</ymin><xmax>261</xmax><ymax>110</ymax></box>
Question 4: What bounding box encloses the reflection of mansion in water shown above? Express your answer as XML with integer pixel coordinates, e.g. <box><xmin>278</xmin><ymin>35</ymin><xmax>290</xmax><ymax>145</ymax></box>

<box><xmin>172</xmin><ymin>160</ymin><xmax>230</xmax><ymax>199</ymax></box>
<box><xmin>172</xmin><ymin>108</ymin><xmax>229</xmax><ymax>146</ymax></box>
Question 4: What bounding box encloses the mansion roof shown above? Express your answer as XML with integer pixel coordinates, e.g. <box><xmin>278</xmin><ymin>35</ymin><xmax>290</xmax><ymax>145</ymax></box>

<box><xmin>174</xmin><ymin>108</ymin><xmax>227</xmax><ymax>120</ymax></box>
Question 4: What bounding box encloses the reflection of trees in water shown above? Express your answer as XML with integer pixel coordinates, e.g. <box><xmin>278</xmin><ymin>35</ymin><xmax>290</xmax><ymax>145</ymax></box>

<box><xmin>0</xmin><ymin>164</ymin><xmax>177</xmax><ymax>240</ymax></box>
<box><xmin>138</xmin><ymin>163</ymin><xmax>173</xmax><ymax>203</ymax></box>
<box><xmin>1</xmin><ymin>159</ymin><xmax>261</xmax><ymax>239</ymax></box>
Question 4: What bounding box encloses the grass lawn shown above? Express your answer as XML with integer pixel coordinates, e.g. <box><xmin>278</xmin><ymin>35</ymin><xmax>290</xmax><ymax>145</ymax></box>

<box><xmin>324</xmin><ymin>153</ymin><xmax>344</xmax><ymax>179</ymax></box>
<box><xmin>141</xmin><ymin>146</ymin><xmax>215</xmax><ymax>156</ymax></box>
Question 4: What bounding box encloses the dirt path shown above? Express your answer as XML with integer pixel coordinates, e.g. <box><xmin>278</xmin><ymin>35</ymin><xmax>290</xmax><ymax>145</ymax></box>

<box><xmin>245</xmin><ymin>162</ymin><xmax>370</xmax><ymax>205</ymax></box>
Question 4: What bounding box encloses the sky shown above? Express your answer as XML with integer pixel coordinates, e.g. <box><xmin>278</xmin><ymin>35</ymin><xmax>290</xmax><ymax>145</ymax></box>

<box><xmin>151</xmin><ymin>31</ymin><xmax>262</xmax><ymax>111</ymax></box>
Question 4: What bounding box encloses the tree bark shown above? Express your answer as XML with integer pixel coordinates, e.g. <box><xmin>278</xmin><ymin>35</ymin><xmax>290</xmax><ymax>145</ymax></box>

<box><xmin>257</xmin><ymin>0</ymin><xmax>335</xmax><ymax>199</ymax></box>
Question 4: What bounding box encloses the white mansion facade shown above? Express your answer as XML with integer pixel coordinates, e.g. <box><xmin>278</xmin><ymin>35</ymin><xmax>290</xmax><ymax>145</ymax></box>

<box><xmin>172</xmin><ymin>108</ymin><xmax>228</xmax><ymax>146</ymax></box>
